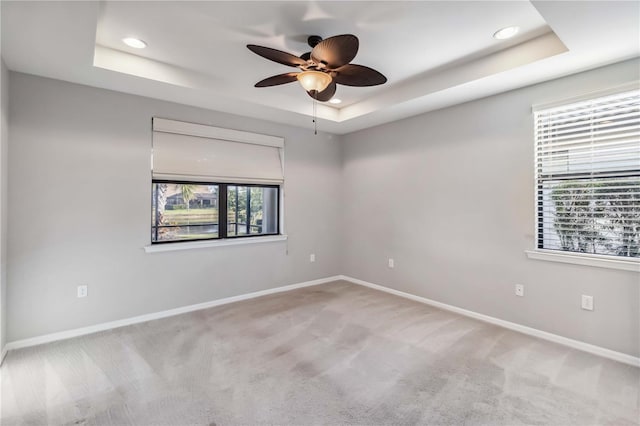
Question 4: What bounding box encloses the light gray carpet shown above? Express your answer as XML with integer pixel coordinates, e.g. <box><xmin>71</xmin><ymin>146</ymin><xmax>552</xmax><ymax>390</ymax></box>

<box><xmin>1</xmin><ymin>280</ymin><xmax>638</xmax><ymax>425</ymax></box>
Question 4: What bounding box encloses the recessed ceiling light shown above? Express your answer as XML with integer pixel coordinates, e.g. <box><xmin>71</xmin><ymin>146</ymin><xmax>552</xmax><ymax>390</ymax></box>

<box><xmin>329</xmin><ymin>98</ymin><xmax>342</xmax><ymax>104</ymax></box>
<box><xmin>493</xmin><ymin>26</ymin><xmax>520</xmax><ymax>40</ymax></box>
<box><xmin>122</xmin><ymin>37</ymin><xmax>147</xmax><ymax>49</ymax></box>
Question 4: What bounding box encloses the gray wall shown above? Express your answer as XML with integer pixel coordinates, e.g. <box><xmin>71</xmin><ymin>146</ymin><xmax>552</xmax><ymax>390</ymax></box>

<box><xmin>0</xmin><ymin>59</ymin><xmax>8</xmax><ymax>352</ymax></box>
<box><xmin>341</xmin><ymin>59</ymin><xmax>640</xmax><ymax>357</ymax></box>
<box><xmin>7</xmin><ymin>73</ymin><xmax>342</xmax><ymax>342</ymax></box>
<box><xmin>6</xmin><ymin>60</ymin><xmax>640</xmax><ymax>358</ymax></box>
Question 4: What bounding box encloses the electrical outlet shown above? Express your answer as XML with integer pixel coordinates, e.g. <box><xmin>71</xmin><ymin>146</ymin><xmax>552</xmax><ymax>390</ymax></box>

<box><xmin>77</xmin><ymin>285</ymin><xmax>88</xmax><ymax>298</ymax></box>
<box><xmin>309</xmin><ymin>254</ymin><xmax>316</xmax><ymax>263</ymax></box>
<box><xmin>388</xmin><ymin>258</ymin><xmax>395</xmax><ymax>268</ymax></box>
<box><xmin>515</xmin><ymin>284</ymin><xmax>524</xmax><ymax>297</ymax></box>
<box><xmin>581</xmin><ymin>295</ymin><xmax>594</xmax><ymax>311</ymax></box>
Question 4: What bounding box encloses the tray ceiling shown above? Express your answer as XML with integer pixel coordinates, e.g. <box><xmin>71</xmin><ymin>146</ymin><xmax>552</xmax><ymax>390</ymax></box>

<box><xmin>2</xmin><ymin>1</ymin><xmax>638</xmax><ymax>134</ymax></box>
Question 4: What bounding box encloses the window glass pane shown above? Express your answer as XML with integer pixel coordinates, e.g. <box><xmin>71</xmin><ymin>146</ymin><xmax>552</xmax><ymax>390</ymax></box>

<box><xmin>152</xmin><ymin>183</ymin><xmax>219</xmax><ymax>242</ymax></box>
<box><xmin>540</xmin><ymin>178</ymin><xmax>640</xmax><ymax>256</ymax></box>
<box><xmin>227</xmin><ymin>186</ymin><xmax>278</xmax><ymax>237</ymax></box>
<box><xmin>227</xmin><ymin>185</ymin><xmax>247</xmax><ymax>236</ymax></box>
<box><xmin>153</xmin><ymin>224</ymin><xmax>220</xmax><ymax>242</ymax></box>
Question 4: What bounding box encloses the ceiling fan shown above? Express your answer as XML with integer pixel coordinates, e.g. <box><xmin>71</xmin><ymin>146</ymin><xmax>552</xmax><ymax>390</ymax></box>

<box><xmin>247</xmin><ymin>34</ymin><xmax>387</xmax><ymax>102</ymax></box>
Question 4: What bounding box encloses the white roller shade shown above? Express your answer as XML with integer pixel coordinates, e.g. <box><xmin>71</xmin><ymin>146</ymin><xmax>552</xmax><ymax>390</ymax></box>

<box><xmin>534</xmin><ymin>88</ymin><xmax>640</xmax><ymax>258</ymax></box>
<box><xmin>152</xmin><ymin>118</ymin><xmax>284</xmax><ymax>184</ymax></box>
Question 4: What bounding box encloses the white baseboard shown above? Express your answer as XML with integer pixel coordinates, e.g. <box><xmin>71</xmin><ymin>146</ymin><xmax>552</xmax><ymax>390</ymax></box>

<box><xmin>339</xmin><ymin>275</ymin><xmax>640</xmax><ymax>368</ymax></box>
<box><xmin>5</xmin><ymin>274</ymin><xmax>639</xmax><ymax>368</ymax></box>
<box><xmin>4</xmin><ymin>275</ymin><xmax>341</xmax><ymax>352</ymax></box>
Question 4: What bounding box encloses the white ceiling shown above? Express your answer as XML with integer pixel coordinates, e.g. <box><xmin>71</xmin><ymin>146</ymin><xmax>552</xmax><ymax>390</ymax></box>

<box><xmin>1</xmin><ymin>1</ymin><xmax>639</xmax><ymax>134</ymax></box>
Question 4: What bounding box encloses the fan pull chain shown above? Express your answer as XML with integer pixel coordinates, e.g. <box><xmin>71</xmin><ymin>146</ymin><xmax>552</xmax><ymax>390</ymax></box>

<box><xmin>313</xmin><ymin>98</ymin><xmax>318</xmax><ymax>135</ymax></box>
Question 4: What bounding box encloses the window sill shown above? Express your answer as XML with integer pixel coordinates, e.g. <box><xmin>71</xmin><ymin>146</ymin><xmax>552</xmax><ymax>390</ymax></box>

<box><xmin>525</xmin><ymin>249</ymin><xmax>640</xmax><ymax>272</ymax></box>
<box><xmin>144</xmin><ymin>235</ymin><xmax>287</xmax><ymax>253</ymax></box>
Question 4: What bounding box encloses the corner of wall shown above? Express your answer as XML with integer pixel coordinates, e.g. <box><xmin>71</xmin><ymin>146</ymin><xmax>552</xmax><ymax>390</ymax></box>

<box><xmin>336</xmin><ymin>132</ymin><xmax>348</xmax><ymax>277</ymax></box>
<box><xmin>0</xmin><ymin>57</ymin><xmax>9</xmax><ymax>353</ymax></box>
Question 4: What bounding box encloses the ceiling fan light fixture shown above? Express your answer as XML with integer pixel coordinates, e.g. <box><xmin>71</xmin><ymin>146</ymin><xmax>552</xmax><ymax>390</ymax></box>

<box><xmin>493</xmin><ymin>26</ymin><xmax>519</xmax><ymax>40</ymax></box>
<box><xmin>297</xmin><ymin>71</ymin><xmax>332</xmax><ymax>93</ymax></box>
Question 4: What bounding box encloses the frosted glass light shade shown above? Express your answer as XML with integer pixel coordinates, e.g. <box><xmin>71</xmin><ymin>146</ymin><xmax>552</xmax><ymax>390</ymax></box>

<box><xmin>297</xmin><ymin>71</ymin><xmax>332</xmax><ymax>92</ymax></box>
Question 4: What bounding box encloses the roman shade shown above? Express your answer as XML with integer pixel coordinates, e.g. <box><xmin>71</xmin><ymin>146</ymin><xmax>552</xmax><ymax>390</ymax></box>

<box><xmin>152</xmin><ymin>118</ymin><xmax>284</xmax><ymax>184</ymax></box>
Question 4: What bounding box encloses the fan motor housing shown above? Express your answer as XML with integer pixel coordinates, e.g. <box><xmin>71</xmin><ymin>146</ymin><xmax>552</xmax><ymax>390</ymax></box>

<box><xmin>307</xmin><ymin>35</ymin><xmax>323</xmax><ymax>48</ymax></box>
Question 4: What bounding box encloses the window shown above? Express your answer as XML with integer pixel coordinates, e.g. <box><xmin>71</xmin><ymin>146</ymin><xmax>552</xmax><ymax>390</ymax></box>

<box><xmin>149</xmin><ymin>118</ymin><xmax>284</xmax><ymax>246</ymax></box>
<box><xmin>534</xmin><ymin>88</ymin><xmax>640</xmax><ymax>259</ymax></box>
<box><xmin>152</xmin><ymin>181</ymin><xmax>279</xmax><ymax>243</ymax></box>
<box><xmin>226</xmin><ymin>185</ymin><xmax>279</xmax><ymax>237</ymax></box>
<box><xmin>152</xmin><ymin>182</ymin><xmax>219</xmax><ymax>243</ymax></box>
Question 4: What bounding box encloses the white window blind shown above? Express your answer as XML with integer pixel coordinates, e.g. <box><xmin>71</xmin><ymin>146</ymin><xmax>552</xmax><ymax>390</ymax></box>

<box><xmin>534</xmin><ymin>88</ymin><xmax>640</xmax><ymax>258</ymax></box>
<box><xmin>152</xmin><ymin>118</ymin><xmax>284</xmax><ymax>184</ymax></box>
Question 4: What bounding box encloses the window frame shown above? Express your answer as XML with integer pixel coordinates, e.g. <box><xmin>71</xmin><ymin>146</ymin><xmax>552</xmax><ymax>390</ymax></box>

<box><xmin>151</xmin><ymin>179</ymin><xmax>281</xmax><ymax>245</ymax></box>
<box><xmin>529</xmin><ymin>84</ymin><xmax>640</xmax><ymax>271</ymax></box>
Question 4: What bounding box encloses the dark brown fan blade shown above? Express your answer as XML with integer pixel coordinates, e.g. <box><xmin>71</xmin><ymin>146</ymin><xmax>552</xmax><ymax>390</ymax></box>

<box><xmin>307</xmin><ymin>81</ymin><xmax>337</xmax><ymax>102</ymax></box>
<box><xmin>333</xmin><ymin>64</ymin><xmax>387</xmax><ymax>87</ymax></box>
<box><xmin>311</xmin><ymin>34</ymin><xmax>358</xmax><ymax>69</ymax></box>
<box><xmin>247</xmin><ymin>45</ymin><xmax>307</xmax><ymax>68</ymax></box>
<box><xmin>255</xmin><ymin>72</ymin><xmax>299</xmax><ymax>87</ymax></box>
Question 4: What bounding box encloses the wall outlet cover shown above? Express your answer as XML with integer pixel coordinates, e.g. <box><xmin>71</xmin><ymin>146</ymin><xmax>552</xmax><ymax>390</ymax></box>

<box><xmin>77</xmin><ymin>285</ymin><xmax>88</xmax><ymax>298</ymax></box>
<box><xmin>309</xmin><ymin>254</ymin><xmax>316</xmax><ymax>263</ymax></box>
<box><xmin>388</xmin><ymin>258</ymin><xmax>395</xmax><ymax>268</ymax></box>
<box><xmin>581</xmin><ymin>295</ymin><xmax>594</xmax><ymax>311</ymax></box>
